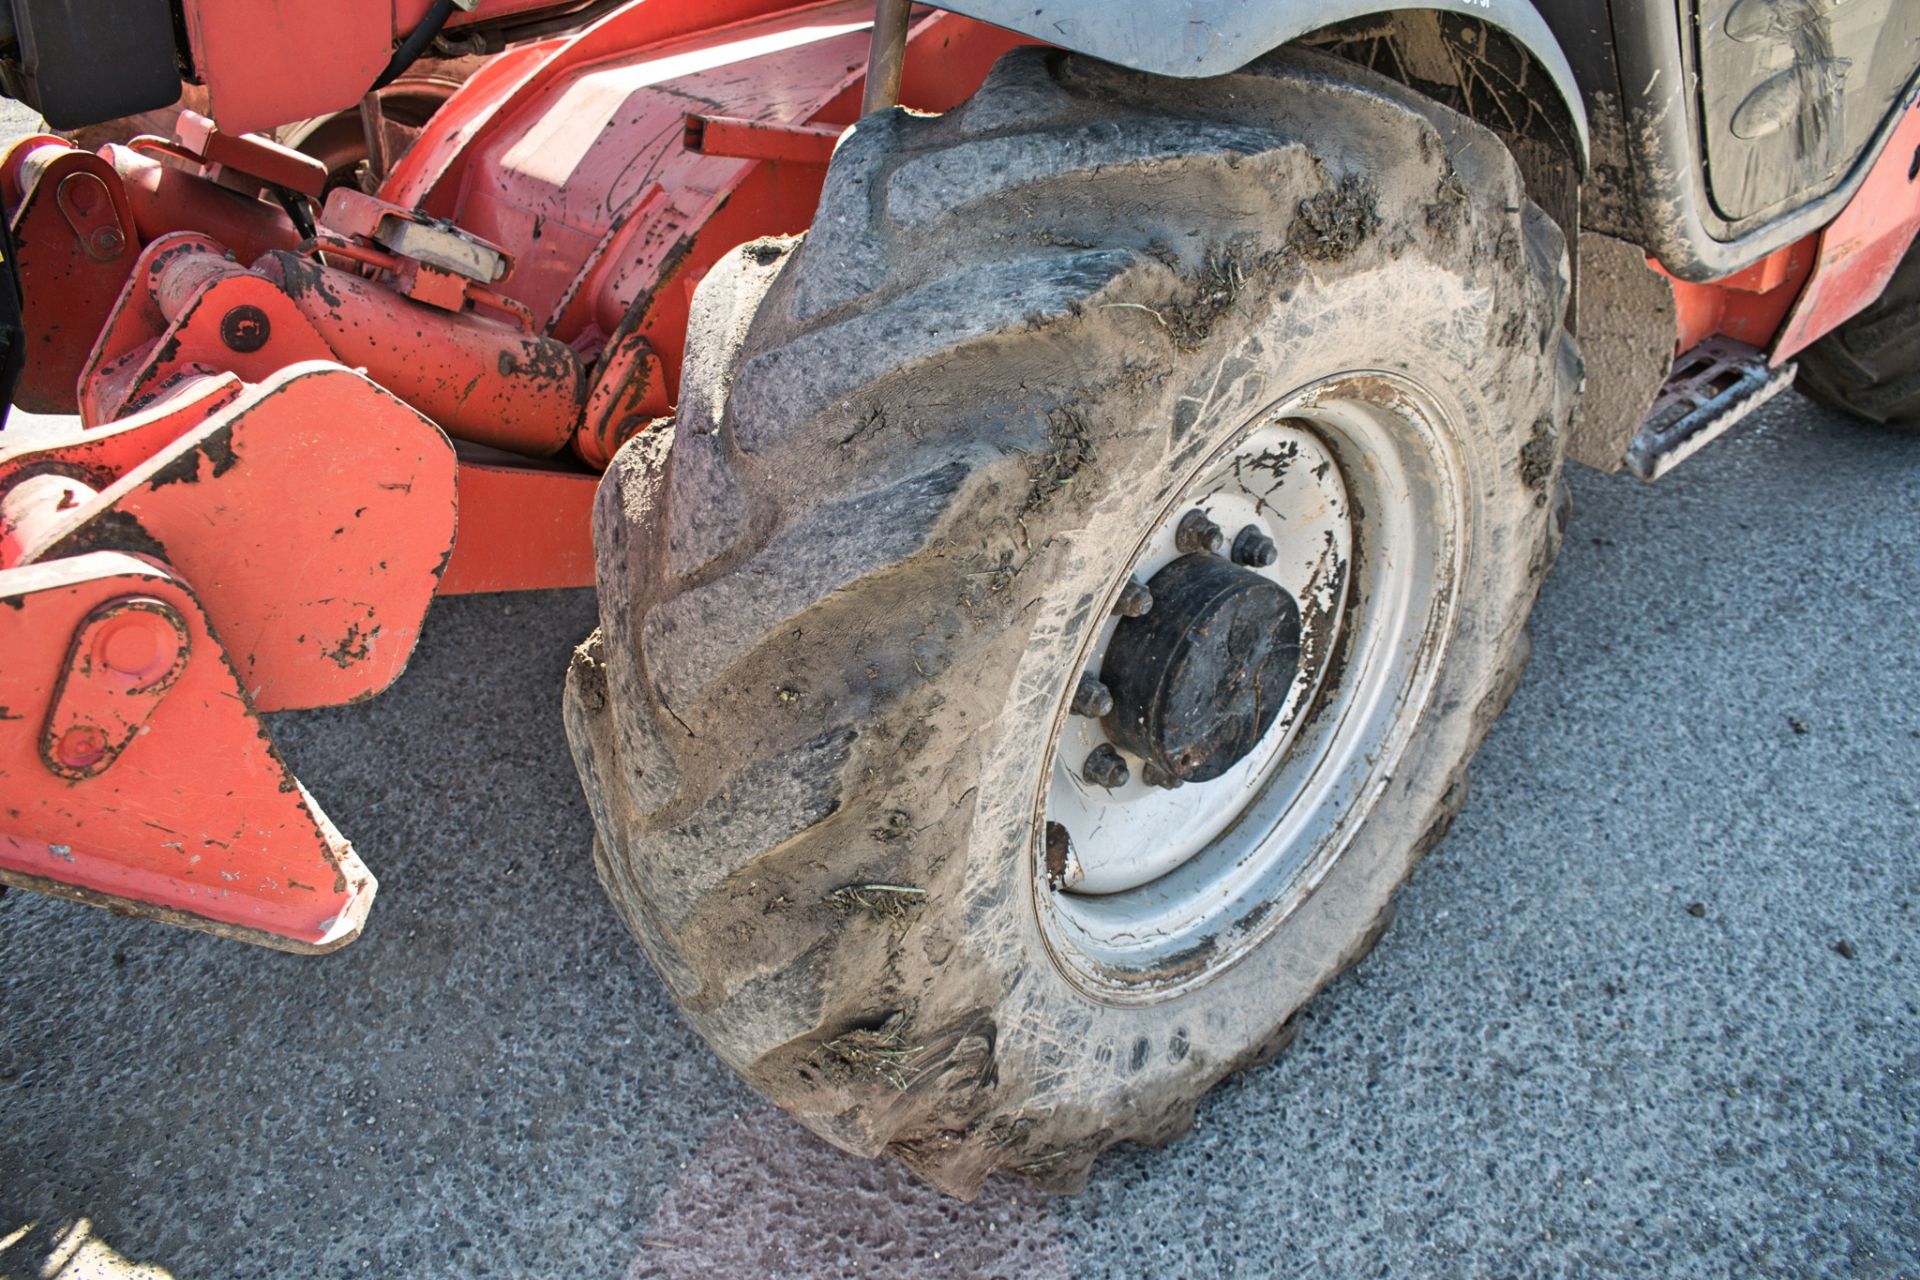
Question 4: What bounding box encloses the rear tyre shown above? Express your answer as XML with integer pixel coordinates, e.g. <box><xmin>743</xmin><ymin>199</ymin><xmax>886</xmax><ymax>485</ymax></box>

<box><xmin>565</xmin><ymin>48</ymin><xmax>1579</xmax><ymax>1195</ymax></box>
<box><xmin>1797</xmin><ymin>238</ymin><xmax>1920</xmax><ymax>430</ymax></box>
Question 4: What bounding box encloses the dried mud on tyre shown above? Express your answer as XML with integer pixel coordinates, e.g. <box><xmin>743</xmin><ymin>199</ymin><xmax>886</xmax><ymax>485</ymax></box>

<box><xmin>566</xmin><ymin>47</ymin><xmax>1580</xmax><ymax>1196</ymax></box>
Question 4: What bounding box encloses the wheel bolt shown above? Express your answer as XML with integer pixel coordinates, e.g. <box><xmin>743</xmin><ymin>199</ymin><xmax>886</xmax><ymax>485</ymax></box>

<box><xmin>1232</xmin><ymin>525</ymin><xmax>1278</xmax><ymax>567</ymax></box>
<box><xmin>1082</xmin><ymin>744</ymin><xmax>1130</xmax><ymax>788</ymax></box>
<box><xmin>1175</xmin><ymin>509</ymin><xmax>1224</xmax><ymax>555</ymax></box>
<box><xmin>1070</xmin><ymin>674</ymin><xmax>1114</xmax><ymax>718</ymax></box>
<box><xmin>1141</xmin><ymin>760</ymin><xmax>1183</xmax><ymax>790</ymax></box>
<box><xmin>1115</xmin><ymin>580</ymin><xmax>1153</xmax><ymax>617</ymax></box>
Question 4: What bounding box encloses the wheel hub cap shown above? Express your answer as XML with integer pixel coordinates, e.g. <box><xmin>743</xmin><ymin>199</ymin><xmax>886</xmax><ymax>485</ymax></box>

<box><xmin>1101</xmin><ymin>554</ymin><xmax>1302</xmax><ymax>784</ymax></box>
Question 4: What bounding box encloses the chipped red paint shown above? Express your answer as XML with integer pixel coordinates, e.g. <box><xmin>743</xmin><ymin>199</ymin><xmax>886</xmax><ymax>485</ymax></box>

<box><xmin>2</xmin><ymin>364</ymin><xmax>458</xmax><ymax>712</ymax></box>
<box><xmin>1</xmin><ymin>131</ymin><xmax>313</xmax><ymax>414</ymax></box>
<box><xmin>251</xmin><ymin>249</ymin><xmax>584</xmax><ymax>457</ymax></box>
<box><xmin>0</xmin><ymin>552</ymin><xmax>376</xmax><ymax>951</ymax></box>
<box><xmin>0</xmin><ymin>366</ymin><xmax>453</xmax><ymax>947</ymax></box>
<box><xmin>2</xmin><ymin>140</ymin><xmax>140</xmax><ymax>412</ymax></box>
<box><xmin>384</xmin><ymin>1</ymin><xmax>1032</xmax><ymax>413</ymax></box>
<box><xmin>0</xmin><ymin>1</ymin><xmax>1038</xmax><ymax>947</ymax></box>
<box><xmin>103</xmin><ymin>140</ymin><xmax>306</xmax><ymax>268</ymax></box>
<box><xmin>79</xmin><ymin>233</ymin><xmax>338</xmax><ymax>422</ymax></box>
<box><xmin>37</xmin><ymin>595</ymin><xmax>194</xmax><ymax>780</ymax></box>
<box><xmin>1771</xmin><ymin>95</ymin><xmax>1920</xmax><ymax>364</ymax></box>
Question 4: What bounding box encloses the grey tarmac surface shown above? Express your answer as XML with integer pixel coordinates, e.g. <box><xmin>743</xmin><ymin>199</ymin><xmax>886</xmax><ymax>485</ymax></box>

<box><xmin>2</xmin><ymin>380</ymin><xmax>1917</xmax><ymax>1279</ymax></box>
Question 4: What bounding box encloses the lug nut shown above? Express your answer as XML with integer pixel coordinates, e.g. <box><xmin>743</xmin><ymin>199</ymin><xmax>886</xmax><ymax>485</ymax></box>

<box><xmin>1070</xmin><ymin>674</ymin><xmax>1114</xmax><ymax>718</ymax></box>
<box><xmin>1232</xmin><ymin>525</ymin><xmax>1278</xmax><ymax>568</ymax></box>
<box><xmin>1175</xmin><ymin>509</ymin><xmax>1224</xmax><ymax>555</ymax></box>
<box><xmin>1115</xmin><ymin>580</ymin><xmax>1153</xmax><ymax>617</ymax></box>
<box><xmin>1141</xmin><ymin>760</ymin><xmax>1183</xmax><ymax>789</ymax></box>
<box><xmin>1082</xmin><ymin>744</ymin><xmax>1130</xmax><ymax>789</ymax></box>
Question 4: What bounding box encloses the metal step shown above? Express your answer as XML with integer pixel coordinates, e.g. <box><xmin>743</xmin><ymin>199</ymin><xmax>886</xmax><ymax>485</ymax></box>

<box><xmin>1626</xmin><ymin>336</ymin><xmax>1798</xmax><ymax>481</ymax></box>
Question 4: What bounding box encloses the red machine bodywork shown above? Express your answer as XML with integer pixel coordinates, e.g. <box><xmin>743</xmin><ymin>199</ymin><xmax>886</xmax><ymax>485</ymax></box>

<box><xmin>1771</xmin><ymin>97</ymin><xmax>1920</xmax><ymax>363</ymax></box>
<box><xmin>0</xmin><ymin>365</ymin><xmax>458</xmax><ymax>712</ymax></box>
<box><xmin>0</xmin><ymin>1</ymin><xmax>1028</xmax><ymax>947</ymax></box>
<box><xmin>1665</xmin><ymin>240</ymin><xmax>1818</xmax><ymax>356</ymax></box>
<box><xmin>0</xmin><ymin>554</ymin><xmax>375</xmax><ymax>952</ymax></box>
<box><xmin>182</xmin><ymin>0</ymin><xmax>584</xmax><ymax>135</ymax></box>
<box><xmin>0</xmin><ymin>358</ymin><xmax>462</xmax><ymax>948</ymax></box>
<box><xmin>385</xmin><ymin>2</ymin><xmax>1028</xmax><ymax>427</ymax></box>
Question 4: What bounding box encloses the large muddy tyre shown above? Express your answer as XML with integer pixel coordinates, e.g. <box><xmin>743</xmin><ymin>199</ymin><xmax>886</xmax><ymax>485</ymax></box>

<box><xmin>1797</xmin><ymin>237</ymin><xmax>1920</xmax><ymax>430</ymax></box>
<box><xmin>565</xmin><ymin>48</ymin><xmax>1579</xmax><ymax>1196</ymax></box>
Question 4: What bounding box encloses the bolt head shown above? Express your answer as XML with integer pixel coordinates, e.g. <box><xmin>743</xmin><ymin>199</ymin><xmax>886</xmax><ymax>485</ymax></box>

<box><xmin>55</xmin><ymin>725</ymin><xmax>109</xmax><ymax>771</ymax></box>
<box><xmin>1140</xmin><ymin>760</ymin><xmax>1183</xmax><ymax>790</ymax></box>
<box><xmin>1175</xmin><ymin>509</ymin><xmax>1224</xmax><ymax>555</ymax></box>
<box><xmin>1232</xmin><ymin>525</ymin><xmax>1278</xmax><ymax>568</ymax></box>
<box><xmin>1115</xmin><ymin>580</ymin><xmax>1153</xmax><ymax>618</ymax></box>
<box><xmin>101</xmin><ymin>621</ymin><xmax>160</xmax><ymax>676</ymax></box>
<box><xmin>1070</xmin><ymin>674</ymin><xmax>1114</xmax><ymax>718</ymax></box>
<box><xmin>1082</xmin><ymin>744</ymin><xmax>1130</xmax><ymax>789</ymax></box>
<box><xmin>90</xmin><ymin>607</ymin><xmax>189</xmax><ymax>692</ymax></box>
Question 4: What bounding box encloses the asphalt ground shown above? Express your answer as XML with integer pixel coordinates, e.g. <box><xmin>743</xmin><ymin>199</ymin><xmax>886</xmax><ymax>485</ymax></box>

<box><xmin>2</xmin><ymin>385</ymin><xmax>1916</xmax><ymax>1279</ymax></box>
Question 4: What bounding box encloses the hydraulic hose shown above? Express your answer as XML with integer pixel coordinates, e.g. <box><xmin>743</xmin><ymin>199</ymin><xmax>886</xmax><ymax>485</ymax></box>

<box><xmin>371</xmin><ymin>0</ymin><xmax>457</xmax><ymax>92</ymax></box>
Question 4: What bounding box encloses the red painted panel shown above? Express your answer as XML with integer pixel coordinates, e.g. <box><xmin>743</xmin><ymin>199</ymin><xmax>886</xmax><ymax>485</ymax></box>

<box><xmin>439</xmin><ymin>458</ymin><xmax>599</xmax><ymax>594</ymax></box>
<box><xmin>1772</xmin><ymin>96</ymin><xmax>1920</xmax><ymax>363</ymax></box>
<box><xmin>181</xmin><ymin>0</ymin><xmax>602</xmax><ymax>135</ymax></box>
<box><xmin>1663</xmin><ymin>239</ymin><xmax>1816</xmax><ymax>353</ymax></box>
<box><xmin>184</xmin><ymin>0</ymin><xmax>395</xmax><ymax>136</ymax></box>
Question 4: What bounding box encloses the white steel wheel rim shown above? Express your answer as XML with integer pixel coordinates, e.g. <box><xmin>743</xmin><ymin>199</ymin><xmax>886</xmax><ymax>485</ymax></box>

<box><xmin>1033</xmin><ymin>373</ymin><xmax>1467</xmax><ymax>1001</ymax></box>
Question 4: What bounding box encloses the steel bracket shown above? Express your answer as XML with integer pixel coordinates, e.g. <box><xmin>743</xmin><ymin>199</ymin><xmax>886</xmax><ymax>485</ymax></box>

<box><xmin>1</xmin><ymin>139</ymin><xmax>138</xmax><ymax>412</ymax></box>
<box><xmin>322</xmin><ymin>187</ymin><xmax>511</xmax><ymax>285</ymax></box>
<box><xmin>0</xmin><ymin>553</ymin><xmax>376</xmax><ymax>951</ymax></box>
<box><xmin>2</xmin><ymin>361</ymin><xmax>459</xmax><ymax>712</ymax></box>
<box><xmin>137</xmin><ymin>109</ymin><xmax>330</xmax><ymax>201</ymax></box>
